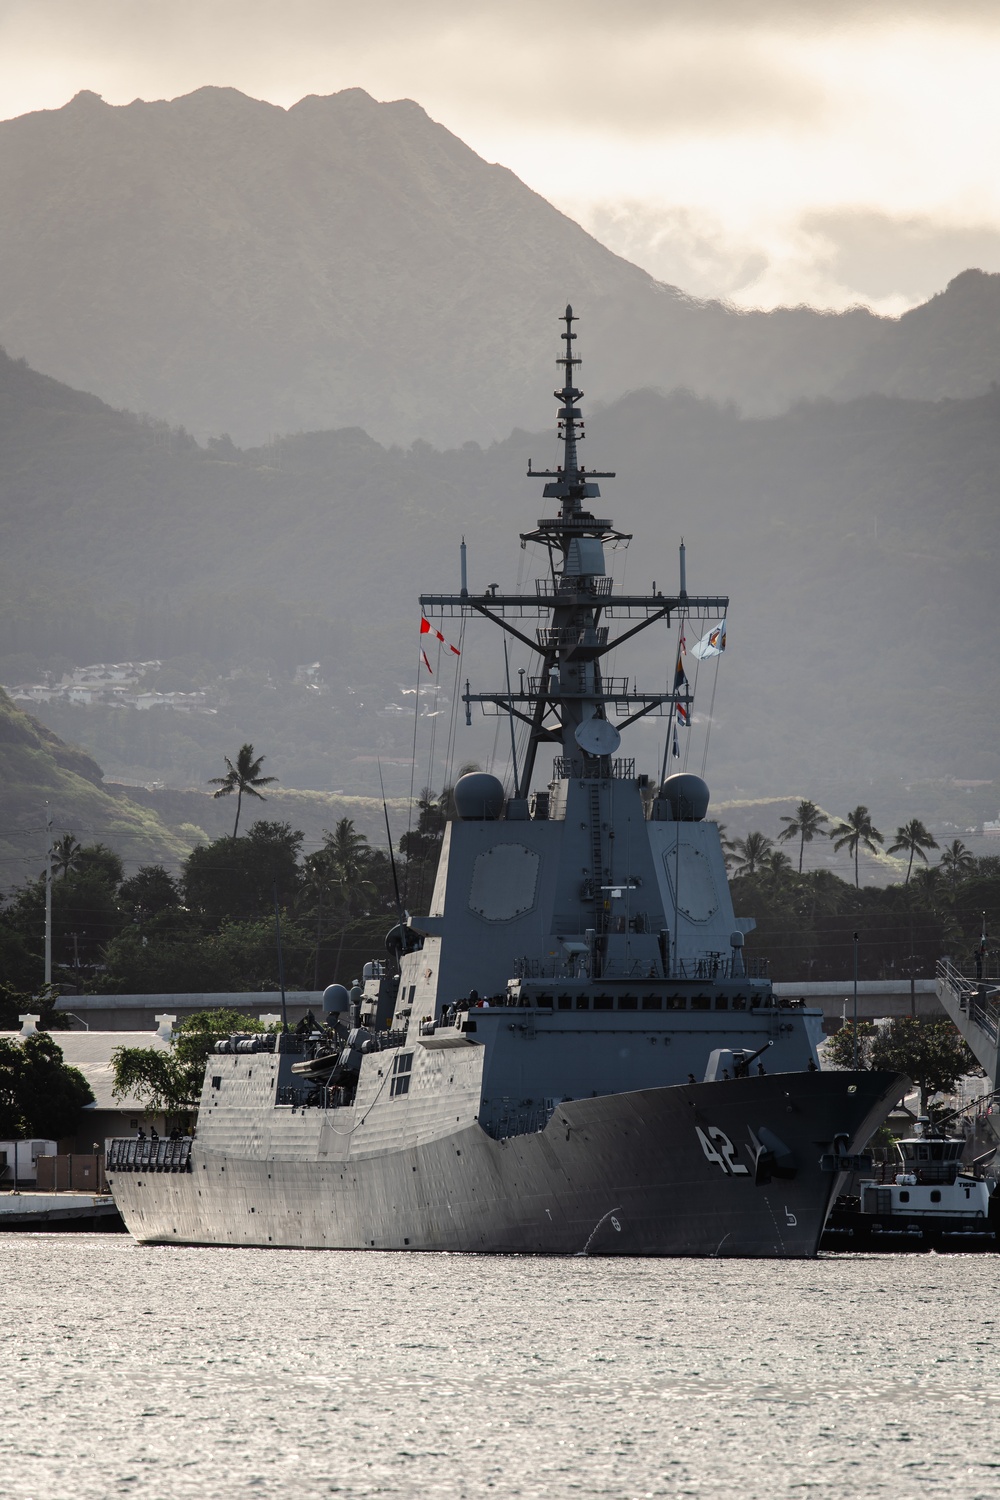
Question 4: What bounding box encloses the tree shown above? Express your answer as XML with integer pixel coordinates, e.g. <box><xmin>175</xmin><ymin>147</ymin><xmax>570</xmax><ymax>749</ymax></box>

<box><xmin>777</xmin><ymin>799</ymin><xmax>829</xmax><ymax>873</ymax></box>
<box><xmin>399</xmin><ymin>786</ymin><xmax>448</xmax><ymax>911</ymax></box>
<box><xmin>729</xmin><ymin>831</ymin><xmax>774</xmax><ymax>877</ymax></box>
<box><xmin>183</xmin><ymin>820</ymin><xmax>302</xmax><ymax>925</ymax></box>
<box><xmin>761</xmin><ymin>849</ymin><xmax>795</xmax><ymax>891</ymax></box>
<box><xmin>940</xmin><ymin>839</ymin><xmax>975</xmax><ymax>885</ymax></box>
<box><xmin>826</xmin><ymin>1016</ymin><xmax>980</xmax><ymax>1116</ymax></box>
<box><xmin>119</xmin><ymin>865</ymin><xmax>183</xmax><ymax>930</ymax></box>
<box><xmin>50</xmin><ymin>833</ymin><xmax>82</xmax><ymax>880</ymax></box>
<box><xmin>302</xmin><ymin>820</ymin><xmax>378</xmax><ymax>988</ymax></box>
<box><xmin>830</xmin><ymin>805</ymin><xmax>883</xmax><ymax>887</ymax></box>
<box><xmin>112</xmin><ymin>1008</ymin><xmax>268</xmax><ymax>1114</ymax></box>
<box><xmin>0</xmin><ymin>1031</ymin><xmax>94</xmax><ymax>1139</ymax></box>
<box><xmin>209</xmin><ymin>742</ymin><xmax>277</xmax><ymax>837</ymax></box>
<box><xmin>322</xmin><ymin>819</ymin><xmax>374</xmax><ymax>908</ymax></box>
<box><xmin>73</xmin><ymin>843</ymin><xmax>125</xmax><ymax>889</ymax></box>
<box><xmin>888</xmin><ymin>818</ymin><xmax>939</xmax><ymax>884</ymax></box>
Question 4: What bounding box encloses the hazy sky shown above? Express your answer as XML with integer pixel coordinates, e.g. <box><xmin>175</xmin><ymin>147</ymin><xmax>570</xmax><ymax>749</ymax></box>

<box><xmin>3</xmin><ymin>0</ymin><xmax>1000</xmax><ymax>312</ymax></box>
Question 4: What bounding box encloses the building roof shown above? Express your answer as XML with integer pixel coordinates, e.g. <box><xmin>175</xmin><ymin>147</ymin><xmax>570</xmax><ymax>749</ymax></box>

<box><xmin>0</xmin><ymin>1030</ymin><xmax>171</xmax><ymax>1113</ymax></box>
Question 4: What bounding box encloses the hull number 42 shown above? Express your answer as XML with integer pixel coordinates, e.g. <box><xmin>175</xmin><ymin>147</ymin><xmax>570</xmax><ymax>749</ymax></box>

<box><xmin>695</xmin><ymin>1125</ymin><xmax>749</xmax><ymax>1176</ymax></box>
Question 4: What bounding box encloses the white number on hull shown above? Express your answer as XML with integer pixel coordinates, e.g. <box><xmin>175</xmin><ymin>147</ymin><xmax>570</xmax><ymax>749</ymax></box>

<box><xmin>695</xmin><ymin>1125</ymin><xmax>750</xmax><ymax>1176</ymax></box>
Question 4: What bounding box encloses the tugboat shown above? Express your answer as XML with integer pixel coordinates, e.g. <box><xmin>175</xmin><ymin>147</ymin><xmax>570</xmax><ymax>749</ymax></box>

<box><xmin>106</xmin><ymin>307</ymin><xmax>905</xmax><ymax>1257</ymax></box>
<box><xmin>822</xmin><ymin>1119</ymin><xmax>997</xmax><ymax>1252</ymax></box>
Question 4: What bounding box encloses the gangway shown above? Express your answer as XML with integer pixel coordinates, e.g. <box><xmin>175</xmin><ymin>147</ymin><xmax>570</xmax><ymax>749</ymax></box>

<box><xmin>936</xmin><ymin>958</ymin><xmax>1000</xmax><ymax>1138</ymax></box>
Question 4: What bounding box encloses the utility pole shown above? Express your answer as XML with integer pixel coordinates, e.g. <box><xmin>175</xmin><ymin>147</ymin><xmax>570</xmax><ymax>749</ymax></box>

<box><xmin>44</xmin><ymin>806</ymin><xmax>53</xmax><ymax>989</ymax></box>
<box><xmin>852</xmin><ymin>931</ymin><xmax>860</xmax><ymax>1068</ymax></box>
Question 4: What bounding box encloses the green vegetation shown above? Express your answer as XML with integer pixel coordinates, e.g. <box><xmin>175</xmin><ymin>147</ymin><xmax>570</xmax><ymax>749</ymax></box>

<box><xmin>111</xmin><ymin>1009</ymin><xmax>268</xmax><ymax>1115</ymax></box>
<box><xmin>826</xmin><ymin>1017</ymin><xmax>980</xmax><ymax>1116</ymax></box>
<box><xmin>0</xmin><ymin>1031</ymin><xmax>94</xmax><ymax>1140</ymax></box>
<box><xmin>0</xmin><ymin>687</ymin><xmax>193</xmax><ymax>886</ymax></box>
<box><xmin>777</xmin><ymin>800</ymin><xmax>829</xmax><ymax>874</ymax></box>
<box><xmin>0</xmin><ymin>774</ymin><xmax>451</xmax><ymax>997</ymax></box>
<box><xmin>727</xmin><ymin>822</ymin><xmax>1000</xmax><ymax>982</ymax></box>
<box><xmin>830</xmin><ymin>807</ymin><xmax>884</xmax><ymax>888</ymax></box>
<box><xmin>209</xmin><ymin>742</ymin><xmax>277</xmax><ymax>837</ymax></box>
<box><xmin>887</xmin><ymin>818</ymin><xmax>939</xmax><ymax>883</ymax></box>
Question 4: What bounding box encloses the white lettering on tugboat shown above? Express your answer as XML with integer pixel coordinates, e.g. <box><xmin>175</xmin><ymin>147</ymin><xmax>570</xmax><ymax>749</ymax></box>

<box><xmin>695</xmin><ymin>1125</ymin><xmax>750</xmax><ymax>1176</ymax></box>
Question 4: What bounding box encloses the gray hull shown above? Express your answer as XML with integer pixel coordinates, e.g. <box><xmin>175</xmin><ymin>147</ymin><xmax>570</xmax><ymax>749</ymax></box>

<box><xmin>109</xmin><ymin>1071</ymin><xmax>900</xmax><ymax>1258</ymax></box>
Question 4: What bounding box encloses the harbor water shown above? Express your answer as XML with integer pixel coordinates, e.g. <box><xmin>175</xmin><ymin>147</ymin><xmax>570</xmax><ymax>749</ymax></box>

<box><xmin>2</xmin><ymin>1236</ymin><xmax>998</xmax><ymax>1500</ymax></box>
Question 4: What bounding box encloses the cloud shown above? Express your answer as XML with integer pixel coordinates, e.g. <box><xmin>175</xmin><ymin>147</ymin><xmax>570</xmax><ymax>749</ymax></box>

<box><xmin>576</xmin><ymin>202</ymin><xmax>1000</xmax><ymax>312</ymax></box>
<box><xmin>802</xmin><ymin>211</ymin><xmax>1000</xmax><ymax>303</ymax></box>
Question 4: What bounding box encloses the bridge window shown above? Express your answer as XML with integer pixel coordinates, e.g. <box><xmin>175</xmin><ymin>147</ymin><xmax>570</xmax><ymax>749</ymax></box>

<box><xmin>575</xmin><ymin>996</ymin><xmax>590</xmax><ymax>1010</ymax></box>
<box><xmin>641</xmin><ymin>996</ymin><xmax>662</xmax><ymax>1011</ymax></box>
<box><xmin>557</xmin><ymin>996</ymin><xmax>572</xmax><ymax>1010</ymax></box>
<box><xmin>617</xmin><ymin>995</ymin><xmax>637</xmax><ymax>1011</ymax></box>
<box><xmin>594</xmin><ymin>996</ymin><xmax>613</xmax><ymax>1011</ymax></box>
<box><xmin>390</xmin><ymin>1053</ymin><xmax>414</xmax><ymax>1098</ymax></box>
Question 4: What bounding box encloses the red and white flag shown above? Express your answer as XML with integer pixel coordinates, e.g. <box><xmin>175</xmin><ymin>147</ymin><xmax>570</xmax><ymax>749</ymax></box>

<box><xmin>420</xmin><ymin>617</ymin><xmax>461</xmax><ymax>657</ymax></box>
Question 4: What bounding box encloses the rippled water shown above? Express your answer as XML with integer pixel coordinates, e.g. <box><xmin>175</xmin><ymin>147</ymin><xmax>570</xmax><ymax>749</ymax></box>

<box><xmin>2</xmin><ymin>1237</ymin><xmax>998</xmax><ymax>1500</ymax></box>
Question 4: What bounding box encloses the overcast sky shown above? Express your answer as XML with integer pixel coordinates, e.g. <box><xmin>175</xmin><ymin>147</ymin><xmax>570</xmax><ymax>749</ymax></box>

<box><xmin>3</xmin><ymin>0</ymin><xmax>1000</xmax><ymax>312</ymax></box>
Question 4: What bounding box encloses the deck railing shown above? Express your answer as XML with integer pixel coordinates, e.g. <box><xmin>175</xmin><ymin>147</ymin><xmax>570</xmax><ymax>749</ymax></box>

<box><xmin>938</xmin><ymin>957</ymin><xmax>1000</xmax><ymax>1045</ymax></box>
<box><xmin>106</xmin><ymin>1138</ymin><xmax>192</xmax><ymax>1173</ymax></box>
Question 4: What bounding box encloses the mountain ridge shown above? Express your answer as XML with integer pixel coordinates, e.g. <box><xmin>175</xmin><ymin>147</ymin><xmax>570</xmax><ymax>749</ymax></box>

<box><xmin>7</xmin><ymin>86</ymin><xmax>1000</xmax><ymax>448</ymax></box>
<box><xmin>0</xmin><ymin>346</ymin><xmax>997</xmax><ymax>840</ymax></box>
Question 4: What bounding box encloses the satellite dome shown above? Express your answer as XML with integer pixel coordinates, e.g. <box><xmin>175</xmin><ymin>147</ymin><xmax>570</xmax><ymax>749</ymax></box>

<box><xmin>453</xmin><ymin>771</ymin><xmax>505</xmax><ymax>821</ymax></box>
<box><xmin>321</xmin><ymin>983</ymin><xmax>350</xmax><ymax>1015</ymax></box>
<box><xmin>660</xmin><ymin>772</ymin><xmax>710</xmax><ymax>821</ymax></box>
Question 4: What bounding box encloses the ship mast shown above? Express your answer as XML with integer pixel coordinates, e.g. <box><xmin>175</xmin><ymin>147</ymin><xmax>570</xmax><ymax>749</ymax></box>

<box><xmin>420</xmin><ymin>306</ymin><xmax>728</xmax><ymax>795</ymax></box>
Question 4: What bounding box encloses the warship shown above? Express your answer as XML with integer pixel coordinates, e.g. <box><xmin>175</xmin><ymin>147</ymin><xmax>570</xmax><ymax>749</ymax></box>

<box><xmin>107</xmin><ymin>308</ymin><xmax>905</xmax><ymax>1256</ymax></box>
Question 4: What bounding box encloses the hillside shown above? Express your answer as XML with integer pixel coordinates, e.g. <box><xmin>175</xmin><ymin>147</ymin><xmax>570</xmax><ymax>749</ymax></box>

<box><xmin>8</xmin><ymin>86</ymin><xmax>1000</xmax><ymax>448</ymax></box>
<box><xmin>0</xmin><ymin>346</ymin><xmax>997</xmax><ymax>852</ymax></box>
<box><xmin>0</xmin><ymin>688</ymin><xmax>193</xmax><ymax>889</ymax></box>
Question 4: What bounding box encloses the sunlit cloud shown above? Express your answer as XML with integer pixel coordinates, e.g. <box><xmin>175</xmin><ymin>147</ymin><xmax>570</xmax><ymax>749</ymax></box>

<box><xmin>1</xmin><ymin>2</ymin><xmax>999</xmax><ymax>310</ymax></box>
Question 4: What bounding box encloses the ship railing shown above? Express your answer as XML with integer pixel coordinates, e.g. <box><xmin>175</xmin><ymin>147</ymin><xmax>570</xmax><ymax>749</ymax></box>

<box><xmin>532</xmin><ymin>676</ymin><xmax>630</xmax><ymax>698</ymax></box>
<box><xmin>663</xmin><ymin>954</ymin><xmax>770</xmax><ymax>981</ymax></box>
<box><xmin>552</xmin><ymin>756</ymin><xmax>635</xmax><ymax>781</ymax></box>
<box><xmin>509</xmin><ymin>953</ymin><xmax>769</xmax><ymax>983</ymax></box>
<box><xmin>864</xmin><ymin>1157</ymin><xmax>964</xmax><ymax>1187</ymax></box>
<box><xmin>106</xmin><ymin>1138</ymin><xmax>192</xmax><ymax>1173</ymax></box>
<box><xmin>536</xmin><ymin>626</ymin><xmax>610</xmax><ymax>650</ymax></box>
<box><xmin>535</xmin><ymin>576</ymin><xmax>614</xmax><ymax>598</ymax></box>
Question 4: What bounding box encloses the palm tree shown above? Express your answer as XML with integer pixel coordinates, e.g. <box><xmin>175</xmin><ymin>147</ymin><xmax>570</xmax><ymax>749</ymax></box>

<box><xmin>715</xmin><ymin>822</ymin><xmax>738</xmax><ymax>871</ymax></box>
<box><xmin>762</xmin><ymin>849</ymin><xmax>795</xmax><ymax>890</ymax></box>
<box><xmin>322</xmin><ymin>818</ymin><xmax>374</xmax><ymax>904</ymax></box>
<box><xmin>940</xmin><ymin>839</ymin><xmax>975</xmax><ymax>885</ymax></box>
<box><xmin>888</xmin><ymin>818</ymin><xmax>939</xmax><ymax>884</ymax></box>
<box><xmin>829</xmin><ymin>805</ymin><xmax>883</xmax><ymax>888</ymax></box>
<box><xmin>50</xmin><ymin>833</ymin><xmax>82</xmax><ymax>879</ymax></box>
<box><xmin>730</xmin><ymin>831</ymin><xmax>774</xmax><ymax>877</ymax></box>
<box><xmin>209</xmin><ymin>743</ymin><xmax>277</xmax><ymax>837</ymax></box>
<box><xmin>777</xmin><ymin>799</ymin><xmax>829</xmax><ymax>873</ymax></box>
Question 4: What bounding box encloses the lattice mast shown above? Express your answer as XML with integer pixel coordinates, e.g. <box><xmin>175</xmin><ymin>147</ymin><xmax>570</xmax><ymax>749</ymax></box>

<box><xmin>419</xmin><ymin>306</ymin><xmax>728</xmax><ymax>793</ymax></box>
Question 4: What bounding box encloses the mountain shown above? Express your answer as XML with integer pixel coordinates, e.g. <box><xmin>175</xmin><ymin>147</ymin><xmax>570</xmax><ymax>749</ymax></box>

<box><xmin>4</xmin><ymin>86</ymin><xmax>998</xmax><ymax>449</ymax></box>
<box><xmin>0</xmin><ymin>346</ymin><xmax>997</xmax><ymax>850</ymax></box>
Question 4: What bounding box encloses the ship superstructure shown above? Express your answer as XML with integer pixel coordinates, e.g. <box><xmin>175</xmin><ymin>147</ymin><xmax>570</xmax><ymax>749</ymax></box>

<box><xmin>107</xmin><ymin>309</ymin><xmax>905</xmax><ymax>1257</ymax></box>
